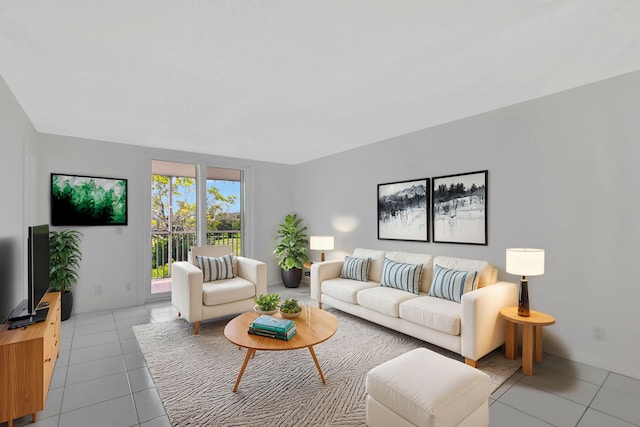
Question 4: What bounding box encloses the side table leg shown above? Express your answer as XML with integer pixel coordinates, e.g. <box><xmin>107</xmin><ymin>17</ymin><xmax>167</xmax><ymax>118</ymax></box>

<box><xmin>505</xmin><ymin>321</ymin><xmax>518</xmax><ymax>360</ymax></box>
<box><xmin>233</xmin><ymin>348</ymin><xmax>255</xmax><ymax>392</ymax></box>
<box><xmin>307</xmin><ymin>346</ymin><xmax>326</xmax><ymax>384</ymax></box>
<box><xmin>522</xmin><ymin>324</ymin><xmax>534</xmax><ymax>375</ymax></box>
<box><xmin>534</xmin><ymin>325</ymin><xmax>544</xmax><ymax>362</ymax></box>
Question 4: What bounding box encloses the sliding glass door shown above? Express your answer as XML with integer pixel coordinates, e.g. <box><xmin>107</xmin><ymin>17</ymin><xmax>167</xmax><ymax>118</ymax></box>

<box><xmin>150</xmin><ymin>161</ymin><xmax>243</xmax><ymax>297</ymax></box>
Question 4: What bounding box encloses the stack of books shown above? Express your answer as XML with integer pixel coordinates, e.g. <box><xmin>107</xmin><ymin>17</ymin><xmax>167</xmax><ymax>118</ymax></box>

<box><xmin>248</xmin><ymin>315</ymin><xmax>297</xmax><ymax>340</ymax></box>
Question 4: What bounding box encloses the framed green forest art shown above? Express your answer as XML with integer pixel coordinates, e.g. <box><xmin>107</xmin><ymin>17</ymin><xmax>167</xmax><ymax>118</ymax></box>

<box><xmin>51</xmin><ymin>173</ymin><xmax>128</xmax><ymax>226</ymax></box>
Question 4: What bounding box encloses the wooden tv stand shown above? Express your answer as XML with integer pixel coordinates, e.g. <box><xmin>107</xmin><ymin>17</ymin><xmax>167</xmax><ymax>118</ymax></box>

<box><xmin>0</xmin><ymin>292</ymin><xmax>61</xmax><ymax>427</ymax></box>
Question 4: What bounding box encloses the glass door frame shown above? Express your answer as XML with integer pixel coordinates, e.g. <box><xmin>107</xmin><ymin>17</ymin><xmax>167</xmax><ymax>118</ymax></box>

<box><xmin>146</xmin><ymin>159</ymin><xmax>246</xmax><ymax>302</ymax></box>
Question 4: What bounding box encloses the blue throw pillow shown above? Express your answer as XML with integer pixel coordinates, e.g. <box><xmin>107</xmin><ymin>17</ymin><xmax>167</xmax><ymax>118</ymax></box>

<box><xmin>379</xmin><ymin>258</ymin><xmax>423</xmax><ymax>295</ymax></box>
<box><xmin>340</xmin><ymin>256</ymin><xmax>371</xmax><ymax>282</ymax></box>
<box><xmin>428</xmin><ymin>264</ymin><xmax>477</xmax><ymax>303</ymax></box>
<box><xmin>195</xmin><ymin>254</ymin><xmax>235</xmax><ymax>282</ymax></box>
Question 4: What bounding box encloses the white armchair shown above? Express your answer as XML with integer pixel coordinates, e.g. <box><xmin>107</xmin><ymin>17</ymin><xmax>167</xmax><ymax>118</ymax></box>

<box><xmin>171</xmin><ymin>245</ymin><xmax>267</xmax><ymax>334</ymax></box>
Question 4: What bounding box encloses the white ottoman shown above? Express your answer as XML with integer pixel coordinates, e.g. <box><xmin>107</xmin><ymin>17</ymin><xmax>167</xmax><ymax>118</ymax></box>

<box><xmin>366</xmin><ymin>348</ymin><xmax>492</xmax><ymax>427</ymax></box>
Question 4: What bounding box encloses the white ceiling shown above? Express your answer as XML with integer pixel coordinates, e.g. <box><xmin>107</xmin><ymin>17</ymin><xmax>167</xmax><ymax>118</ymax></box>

<box><xmin>1</xmin><ymin>1</ymin><xmax>639</xmax><ymax>165</ymax></box>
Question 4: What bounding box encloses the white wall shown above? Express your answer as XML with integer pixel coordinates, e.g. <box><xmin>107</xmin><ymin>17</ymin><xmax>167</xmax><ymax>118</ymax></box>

<box><xmin>0</xmin><ymin>74</ymin><xmax>37</xmax><ymax>321</ymax></box>
<box><xmin>35</xmin><ymin>135</ymin><xmax>295</xmax><ymax>313</ymax></box>
<box><xmin>5</xmin><ymin>67</ymin><xmax>639</xmax><ymax>379</ymax></box>
<box><xmin>294</xmin><ymin>70</ymin><xmax>640</xmax><ymax>379</ymax></box>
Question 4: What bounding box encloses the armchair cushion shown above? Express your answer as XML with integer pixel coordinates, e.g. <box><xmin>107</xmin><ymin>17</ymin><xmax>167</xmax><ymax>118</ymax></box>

<box><xmin>190</xmin><ymin>245</ymin><xmax>238</xmax><ymax>273</ymax></box>
<box><xmin>202</xmin><ymin>277</ymin><xmax>255</xmax><ymax>306</ymax></box>
<box><xmin>195</xmin><ymin>254</ymin><xmax>235</xmax><ymax>282</ymax></box>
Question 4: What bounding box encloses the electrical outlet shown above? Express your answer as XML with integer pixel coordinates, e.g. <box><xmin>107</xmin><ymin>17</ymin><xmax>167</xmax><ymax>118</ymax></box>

<box><xmin>593</xmin><ymin>327</ymin><xmax>606</xmax><ymax>341</ymax></box>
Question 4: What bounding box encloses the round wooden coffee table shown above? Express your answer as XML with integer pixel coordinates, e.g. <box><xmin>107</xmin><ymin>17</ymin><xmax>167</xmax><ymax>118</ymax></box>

<box><xmin>223</xmin><ymin>307</ymin><xmax>338</xmax><ymax>392</ymax></box>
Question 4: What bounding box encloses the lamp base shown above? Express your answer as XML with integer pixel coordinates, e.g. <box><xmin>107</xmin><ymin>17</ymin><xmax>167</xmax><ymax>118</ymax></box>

<box><xmin>518</xmin><ymin>277</ymin><xmax>530</xmax><ymax>317</ymax></box>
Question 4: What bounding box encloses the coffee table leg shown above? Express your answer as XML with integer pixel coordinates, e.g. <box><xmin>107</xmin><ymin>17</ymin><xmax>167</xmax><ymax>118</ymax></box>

<box><xmin>233</xmin><ymin>348</ymin><xmax>256</xmax><ymax>392</ymax></box>
<box><xmin>307</xmin><ymin>346</ymin><xmax>326</xmax><ymax>384</ymax></box>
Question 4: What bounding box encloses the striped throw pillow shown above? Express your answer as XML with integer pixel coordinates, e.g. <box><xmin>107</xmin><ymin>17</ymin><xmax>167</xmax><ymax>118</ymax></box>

<box><xmin>379</xmin><ymin>258</ymin><xmax>423</xmax><ymax>295</ymax></box>
<box><xmin>340</xmin><ymin>256</ymin><xmax>371</xmax><ymax>282</ymax></box>
<box><xmin>195</xmin><ymin>254</ymin><xmax>235</xmax><ymax>282</ymax></box>
<box><xmin>428</xmin><ymin>264</ymin><xmax>478</xmax><ymax>303</ymax></box>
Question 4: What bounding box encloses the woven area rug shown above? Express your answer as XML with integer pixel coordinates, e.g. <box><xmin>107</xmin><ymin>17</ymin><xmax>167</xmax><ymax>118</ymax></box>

<box><xmin>133</xmin><ymin>308</ymin><xmax>520</xmax><ymax>426</ymax></box>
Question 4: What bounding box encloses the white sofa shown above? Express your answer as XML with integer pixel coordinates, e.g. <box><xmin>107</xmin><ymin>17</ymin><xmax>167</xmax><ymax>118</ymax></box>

<box><xmin>311</xmin><ymin>248</ymin><xmax>518</xmax><ymax>366</ymax></box>
<box><xmin>172</xmin><ymin>245</ymin><xmax>267</xmax><ymax>334</ymax></box>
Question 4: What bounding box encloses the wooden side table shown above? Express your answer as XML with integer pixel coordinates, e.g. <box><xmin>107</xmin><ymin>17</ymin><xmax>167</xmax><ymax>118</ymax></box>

<box><xmin>302</xmin><ymin>261</ymin><xmax>312</xmax><ymax>285</ymax></box>
<box><xmin>499</xmin><ymin>306</ymin><xmax>555</xmax><ymax>375</ymax></box>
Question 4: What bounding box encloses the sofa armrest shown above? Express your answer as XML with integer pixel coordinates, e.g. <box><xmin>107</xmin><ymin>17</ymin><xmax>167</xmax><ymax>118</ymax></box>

<box><xmin>171</xmin><ymin>261</ymin><xmax>205</xmax><ymax>323</ymax></box>
<box><xmin>460</xmin><ymin>281</ymin><xmax>518</xmax><ymax>362</ymax></box>
<box><xmin>310</xmin><ymin>260</ymin><xmax>344</xmax><ymax>303</ymax></box>
<box><xmin>236</xmin><ymin>256</ymin><xmax>268</xmax><ymax>297</ymax></box>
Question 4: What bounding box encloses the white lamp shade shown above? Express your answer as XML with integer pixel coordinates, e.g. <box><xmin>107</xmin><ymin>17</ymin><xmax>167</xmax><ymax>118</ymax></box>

<box><xmin>310</xmin><ymin>236</ymin><xmax>334</xmax><ymax>251</ymax></box>
<box><xmin>506</xmin><ymin>248</ymin><xmax>545</xmax><ymax>276</ymax></box>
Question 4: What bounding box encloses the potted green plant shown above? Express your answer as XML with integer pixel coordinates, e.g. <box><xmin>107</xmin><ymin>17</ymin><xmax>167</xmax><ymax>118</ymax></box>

<box><xmin>279</xmin><ymin>298</ymin><xmax>302</xmax><ymax>318</ymax></box>
<box><xmin>274</xmin><ymin>213</ymin><xmax>309</xmax><ymax>288</ymax></box>
<box><xmin>254</xmin><ymin>293</ymin><xmax>280</xmax><ymax>314</ymax></box>
<box><xmin>49</xmin><ymin>229</ymin><xmax>82</xmax><ymax>321</ymax></box>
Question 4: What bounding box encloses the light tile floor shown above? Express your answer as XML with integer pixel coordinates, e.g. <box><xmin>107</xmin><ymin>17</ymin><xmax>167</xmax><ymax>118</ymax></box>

<box><xmin>3</xmin><ymin>283</ymin><xmax>639</xmax><ymax>426</ymax></box>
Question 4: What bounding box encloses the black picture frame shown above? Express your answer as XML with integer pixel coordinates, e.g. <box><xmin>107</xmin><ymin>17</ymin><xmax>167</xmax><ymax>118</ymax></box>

<box><xmin>51</xmin><ymin>173</ymin><xmax>128</xmax><ymax>226</ymax></box>
<box><xmin>378</xmin><ymin>178</ymin><xmax>430</xmax><ymax>242</ymax></box>
<box><xmin>432</xmin><ymin>170</ymin><xmax>487</xmax><ymax>245</ymax></box>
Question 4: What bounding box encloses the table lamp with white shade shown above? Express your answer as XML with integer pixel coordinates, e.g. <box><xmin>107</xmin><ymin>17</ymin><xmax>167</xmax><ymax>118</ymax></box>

<box><xmin>506</xmin><ymin>248</ymin><xmax>545</xmax><ymax>317</ymax></box>
<box><xmin>310</xmin><ymin>236</ymin><xmax>334</xmax><ymax>262</ymax></box>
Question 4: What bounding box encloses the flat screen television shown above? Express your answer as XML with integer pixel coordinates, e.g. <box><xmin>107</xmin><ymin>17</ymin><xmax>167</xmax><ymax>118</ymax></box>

<box><xmin>51</xmin><ymin>173</ymin><xmax>128</xmax><ymax>226</ymax></box>
<box><xmin>7</xmin><ymin>224</ymin><xmax>51</xmax><ymax>325</ymax></box>
<box><xmin>0</xmin><ymin>238</ymin><xmax>18</xmax><ymax>324</ymax></box>
<box><xmin>29</xmin><ymin>224</ymin><xmax>51</xmax><ymax>314</ymax></box>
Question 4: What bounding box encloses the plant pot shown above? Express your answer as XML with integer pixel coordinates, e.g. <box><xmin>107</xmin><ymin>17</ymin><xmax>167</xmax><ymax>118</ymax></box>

<box><xmin>253</xmin><ymin>305</ymin><xmax>278</xmax><ymax>315</ymax></box>
<box><xmin>61</xmin><ymin>290</ymin><xmax>73</xmax><ymax>321</ymax></box>
<box><xmin>279</xmin><ymin>310</ymin><xmax>301</xmax><ymax>319</ymax></box>
<box><xmin>281</xmin><ymin>268</ymin><xmax>302</xmax><ymax>288</ymax></box>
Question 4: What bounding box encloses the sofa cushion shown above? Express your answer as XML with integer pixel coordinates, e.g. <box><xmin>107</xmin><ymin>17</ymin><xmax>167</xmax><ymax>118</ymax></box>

<box><xmin>433</xmin><ymin>256</ymin><xmax>495</xmax><ymax>288</ymax></box>
<box><xmin>202</xmin><ymin>277</ymin><xmax>254</xmax><ymax>306</ymax></box>
<box><xmin>357</xmin><ymin>287</ymin><xmax>420</xmax><ymax>317</ymax></box>
<box><xmin>195</xmin><ymin>254</ymin><xmax>235</xmax><ymax>282</ymax></box>
<box><xmin>399</xmin><ymin>295</ymin><xmax>462</xmax><ymax>335</ymax></box>
<box><xmin>341</xmin><ymin>256</ymin><xmax>371</xmax><ymax>282</ymax></box>
<box><xmin>386</xmin><ymin>251</ymin><xmax>433</xmax><ymax>293</ymax></box>
<box><xmin>322</xmin><ymin>278</ymin><xmax>378</xmax><ymax>304</ymax></box>
<box><xmin>353</xmin><ymin>248</ymin><xmax>386</xmax><ymax>283</ymax></box>
<box><xmin>379</xmin><ymin>258</ymin><xmax>423</xmax><ymax>295</ymax></box>
<box><xmin>428</xmin><ymin>265</ymin><xmax>477</xmax><ymax>303</ymax></box>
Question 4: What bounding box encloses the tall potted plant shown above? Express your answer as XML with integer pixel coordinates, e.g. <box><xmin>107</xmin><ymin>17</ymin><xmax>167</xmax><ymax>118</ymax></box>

<box><xmin>274</xmin><ymin>213</ymin><xmax>308</xmax><ymax>288</ymax></box>
<box><xmin>49</xmin><ymin>229</ymin><xmax>82</xmax><ymax>321</ymax></box>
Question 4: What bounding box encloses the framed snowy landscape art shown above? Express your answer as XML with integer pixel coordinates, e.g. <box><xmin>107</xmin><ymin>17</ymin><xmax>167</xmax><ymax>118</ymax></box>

<box><xmin>378</xmin><ymin>178</ymin><xmax>429</xmax><ymax>242</ymax></box>
<box><xmin>432</xmin><ymin>170</ymin><xmax>487</xmax><ymax>245</ymax></box>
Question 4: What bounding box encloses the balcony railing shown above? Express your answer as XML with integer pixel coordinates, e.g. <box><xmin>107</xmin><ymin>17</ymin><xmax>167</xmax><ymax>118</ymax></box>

<box><xmin>151</xmin><ymin>230</ymin><xmax>242</xmax><ymax>280</ymax></box>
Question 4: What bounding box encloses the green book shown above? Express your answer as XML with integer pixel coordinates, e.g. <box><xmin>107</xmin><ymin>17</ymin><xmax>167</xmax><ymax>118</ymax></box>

<box><xmin>250</xmin><ymin>315</ymin><xmax>294</xmax><ymax>333</ymax></box>
<box><xmin>248</xmin><ymin>326</ymin><xmax>297</xmax><ymax>340</ymax></box>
